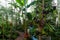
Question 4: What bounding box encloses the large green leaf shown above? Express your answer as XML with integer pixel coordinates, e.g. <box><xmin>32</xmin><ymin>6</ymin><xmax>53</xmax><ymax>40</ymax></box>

<box><xmin>47</xmin><ymin>24</ymin><xmax>55</xmax><ymax>32</ymax></box>
<box><xmin>16</xmin><ymin>0</ymin><xmax>24</xmax><ymax>6</ymax></box>
<box><xmin>44</xmin><ymin>23</ymin><xmax>55</xmax><ymax>32</ymax></box>
<box><xmin>16</xmin><ymin>0</ymin><xmax>28</xmax><ymax>7</ymax></box>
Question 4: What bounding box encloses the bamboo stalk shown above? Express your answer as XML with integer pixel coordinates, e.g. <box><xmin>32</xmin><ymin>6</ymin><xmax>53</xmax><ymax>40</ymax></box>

<box><xmin>24</xmin><ymin>0</ymin><xmax>28</xmax><ymax>40</ymax></box>
<box><xmin>2</xmin><ymin>14</ymin><xmax>4</xmax><ymax>40</ymax></box>
<box><xmin>9</xmin><ymin>0</ymin><xmax>14</xmax><ymax>40</ymax></box>
<box><xmin>24</xmin><ymin>19</ymin><xmax>27</xmax><ymax>40</ymax></box>
<box><xmin>9</xmin><ymin>9</ymin><xmax>13</xmax><ymax>40</ymax></box>
<box><xmin>38</xmin><ymin>0</ymin><xmax>44</xmax><ymax>40</ymax></box>
<box><xmin>9</xmin><ymin>11</ymin><xmax>13</xmax><ymax>40</ymax></box>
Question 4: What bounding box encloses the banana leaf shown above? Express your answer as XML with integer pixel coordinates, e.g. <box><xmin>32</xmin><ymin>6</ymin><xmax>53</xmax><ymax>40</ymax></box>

<box><xmin>16</xmin><ymin>0</ymin><xmax>28</xmax><ymax>7</ymax></box>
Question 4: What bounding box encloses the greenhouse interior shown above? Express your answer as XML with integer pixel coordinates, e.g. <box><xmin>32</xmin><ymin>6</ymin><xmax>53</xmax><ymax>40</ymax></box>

<box><xmin>0</xmin><ymin>0</ymin><xmax>60</xmax><ymax>40</ymax></box>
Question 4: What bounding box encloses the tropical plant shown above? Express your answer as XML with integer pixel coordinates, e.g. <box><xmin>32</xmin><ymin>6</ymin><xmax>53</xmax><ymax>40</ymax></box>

<box><xmin>0</xmin><ymin>0</ymin><xmax>60</xmax><ymax>40</ymax></box>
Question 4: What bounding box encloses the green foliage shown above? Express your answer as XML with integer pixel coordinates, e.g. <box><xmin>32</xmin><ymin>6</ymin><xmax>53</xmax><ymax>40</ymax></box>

<box><xmin>0</xmin><ymin>0</ymin><xmax>60</xmax><ymax>40</ymax></box>
<box><xmin>26</xmin><ymin>13</ymin><xmax>32</xmax><ymax>20</ymax></box>
<box><xmin>16</xmin><ymin>0</ymin><xmax>28</xmax><ymax>7</ymax></box>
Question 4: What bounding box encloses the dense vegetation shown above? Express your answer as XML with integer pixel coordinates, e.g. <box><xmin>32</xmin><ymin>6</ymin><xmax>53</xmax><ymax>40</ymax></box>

<box><xmin>0</xmin><ymin>0</ymin><xmax>60</xmax><ymax>40</ymax></box>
